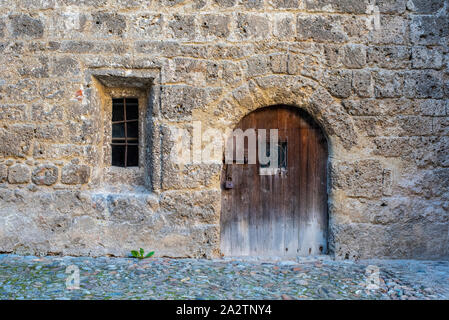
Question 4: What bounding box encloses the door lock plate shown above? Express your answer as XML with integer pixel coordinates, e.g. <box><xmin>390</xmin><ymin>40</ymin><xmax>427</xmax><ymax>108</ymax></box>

<box><xmin>225</xmin><ymin>180</ymin><xmax>234</xmax><ymax>189</ymax></box>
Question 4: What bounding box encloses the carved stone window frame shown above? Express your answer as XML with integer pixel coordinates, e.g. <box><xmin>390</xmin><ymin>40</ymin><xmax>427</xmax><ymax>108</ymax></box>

<box><xmin>86</xmin><ymin>69</ymin><xmax>161</xmax><ymax>191</ymax></box>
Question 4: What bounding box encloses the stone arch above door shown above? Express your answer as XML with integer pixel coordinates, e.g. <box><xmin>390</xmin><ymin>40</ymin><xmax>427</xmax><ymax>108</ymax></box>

<box><xmin>206</xmin><ymin>74</ymin><xmax>360</xmax><ymax>257</ymax></box>
<box><xmin>211</xmin><ymin>75</ymin><xmax>358</xmax><ymax>152</ymax></box>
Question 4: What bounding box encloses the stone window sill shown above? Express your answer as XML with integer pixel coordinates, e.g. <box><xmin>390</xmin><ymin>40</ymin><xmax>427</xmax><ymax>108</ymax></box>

<box><xmin>103</xmin><ymin>166</ymin><xmax>145</xmax><ymax>187</ymax></box>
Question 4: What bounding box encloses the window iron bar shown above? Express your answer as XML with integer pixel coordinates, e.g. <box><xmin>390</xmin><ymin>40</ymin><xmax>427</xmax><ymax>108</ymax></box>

<box><xmin>111</xmin><ymin>98</ymin><xmax>139</xmax><ymax>168</ymax></box>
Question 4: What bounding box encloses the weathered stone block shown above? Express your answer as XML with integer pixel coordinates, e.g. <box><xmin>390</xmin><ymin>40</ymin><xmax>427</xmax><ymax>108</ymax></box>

<box><xmin>38</xmin><ymin>80</ymin><xmax>76</xmax><ymax>102</ymax></box>
<box><xmin>91</xmin><ymin>11</ymin><xmax>127</xmax><ymax>36</ymax></box>
<box><xmin>323</xmin><ymin>44</ymin><xmax>342</xmax><ymax>67</ymax></box>
<box><xmin>179</xmin><ymin>44</ymin><xmax>209</xmax><ymax>59</ymax></box>
<box><xmin>63</xmin><ymin>0</ymin><xmax>107</xmax><ymax>6</ymax></box>
<box><xmin>168</xmin><ymin>14</ymin><xmax>196</xmax><ymax>40</ymax></box>
<box><xmin>353</xmin><ymin>116</ymin><xmax>384</xmax><ymax>137</ymax></box>
<box><xmin>160</xmin><ymin>189</ymin><xmax>220</xmax><ymax>225</ymax></box>
<box><xmin>67</xmin><ymin>120</ymin><xmax>97</xmax><ymax>144</ymax></box>
<box><xmin>0</xmin><ymin>105</ymin><xmax>27</xmax><ymax>121</ymax></box>
<box><xmin>343</xmin><ymin>15</ymin><xmax>370</xmax><ymax>42</ymax></box>
<box><xmin>33</xmin><ymin>142</ymin><xmax>84</xmax><ymax>160</ymax></box>
<box><xmin>373</xmin><ymin>137</ymin><xmax>412</xmax><ymax>157</ymax></box>
<box><xmin>130</xmin><ymin>13</ymin><xmax>163</xmax><ymax>38</ymax></box>
<box><xmin>8</xmin><ymin>14</ymin><xmax>44</xmax><ymax>38</ymax></box>
<box><xmin>372</xmin><ymin>15</ymin><xmax>407</xmax><ymax>45</ymax></box>
<box><xmin>342</xmin><ymin>44</ymin><xmax>366</xmax><ymax>69</ymax></box>
<box><xmin>404</xmin><ymin>70</ymin><xmax>444</xmax><ymax>99</ymax></box>
<box><xmin>433</xmin><ymin>117</ymin><xmax>449</xmax><ymax>136</ymax></box>
<box><xmin>0</xmin><ymin>41</ymin><xmax>25</xmax><ymax>57</ymax></box>
<box><xmin>61</xmin><ymin>163</ymin><xmax>90</xmax><ymax>185</ymax></box>
<box><xmin>241</xmin><ymin>0</ymin><xmax>263</xmax><ymax>8</ymax></box>
<box><xmin>200</xmin><ymin>14</ymin><xmax>230</xmax><ymax>39</ymax></box>
<box><xmin>245</xmin><ymin>55</ymin><xmax>270</xmax><ymax>77</ymax></box>
<box><xmin>375</xmin><ymin>0</ymin><xmax>407</xmax><ymax>13</ymax></box>
<box><xmin>32</xmin><ymin>164</ymin><xmax>58</xmax><ymax>186</ymax></box>
<box><xmin>161</xmin><ymin>161</ymin><xmax>222</xmax><ymax>190</ymax></box>
<box><xmin>58</xmin><ymin>40</ymin><xmax>93</xmax><ymax>53</ymax></box>
<box><xmin>416</xmin><ymin>99</ymin><xmax>448</xmax><ymax>116</ymax></box>
<box><xmin>52</xmin><ymin>57</ymin><xmax>80</xmax><ymax>76</ymax></box>
<box><xmin>194</xmin><ymin>0</ymin><xmax>207</xmax><ymax>8</ymax></box>
<box><xmin>297</xmin><ymin>15</ymin><xmax>347</xmax><ymax>42</ymax></box>
<box><xmin>35</xmin><ymin>123</ymin><xmax>65</xmax><ymax>142</ymax></box>
<box><xmin>367</xmin><ymin>46</ymin><xmax>411</xmax><ymax>69</ymax></box>
<box><xmin>135</xmin><ymin>41</ymin><xmax>180</xmax><ymax>57</ymax></box>
<box><xmin>373</xmin><ymin>70</ymin><xmax>404</xmax><ymax>98</ymax></box>
<box><xmin>417</xmin><ymin>168</ymin><xmax>449</xmax><ymax>198</ymax></box>
<box><xmin>343</xmin><ymin>98</ymin><xmax>414</xmax><ymax>116</ymax></box>
<box><xmin>66</xmin><ymin>101</ymin><xmax>91</xmax><ymax>118</ymax></box>
<box><xmin>8</xmin><ymin>164</ymin><xmax>31</xmax><ymax>184</ymax></box>
<box><xmin>17</xmin><ymin>55</ymin><xmax>49</xmax><ymax>78</ymax></box>
<box><xmin>398</xmin><ymin>116</ymin><xmax>433</xmax><ymax>136</ymax></box>
<box><xmin>205</xmin><ymin>61</ymin><xmax>220</xmax><ymax>84</ymax></box>
<box><xmin>411</xmin><ymin>47</ymin><xmax>444</xmax><ymax>69</ymax></box>
<box><xmin>236</xmin><ymin>13</ymin><xmax>270</xmax><ymax>40</ymax></box>
<box><xmin>352</xmin><ymin>70</ymin><xmax>373</xmax><ymax>98</ymax></box>
<box><xmin>343</xmin><ymin>100</ymin><xmax>378</xmax><ymax>116</ymax></box>
<box><xmin>407</xmin><ymin>0</ymin><xmax>445</xmax><ymax>13</ymax></box>
<box><xmin>429</xmin><ymin>136</ymin><xmax>449</xmax><ymax>167</ymax></box>
<box><xmin>48</xmin><ymin>12</ymin><xmax>87</xmax><ymax>38</ymax></box>
<box><xmin>286</xmin><ymin>53</ymin><xmax>305</xmax><ymax>75</ymax></box>
<box><xmin>414</xmin><ymin>136</ymin><xmax>449</xmax><ymax>168</ymax></box>
<box><xmin>271</xmin><ymin>0</ymin><xmax>300</xmax><ymax>8</ymax></box>
<box><xmin>214</xmin><ymin>0</ymin><xmax>235</xmax><ymax>7</ymax></box>
<box><xmin>107</xmin><ymin>194</ymin><xmax>154</xmax><ymax>224</ymax></box>
<box><xmin>160</xmin><ymin>85</ymin><xmax>206</xmax><ymax>121</ymax></box>
<box><xmin>209</xmin><ymin>60</ymin><xmax>242</xmax><ymax>86</ymax></box>
<box><xmin>166</xmin><ymin>57</ymin><xmax>207</xmax><ymax>85</ymax></box>
<box><xmin>323</xmin><ymin>70</ymin><xmax>353</xmax><ymax>98</ymax></box>
<box><xmin>410</xmin><ymin>16</ymin><xmax>449</xmax><ymax>45</ymax></box>
<box><xmin>331</xmin><ymin>159</ymin><xmax>384</xmax><ymax>199</ymax></box>
<box><xmin>304</xmin><ymin>0</ymin><xmax>370</xmax><ymax>13</ymax></box>
<box><xmin>160</xmin><ymin>0</ymin><xmax>187</xmax><ymax>6</ymax></box>
<box><xmin>27</xmin><ymin>41</ymin><xmax>50</xmax><ymax>53</ymax></box>
<box><xmin>209</xmin><ymin>43</ymin><xmax>253</xmax><ymax>59</ymax></box>
<box><xmin>32</xmin><ymin>104</ymin><xmax>63</xmax><ymax>122</ymax></box>
<box><xmin>59</xmin><ymin>40</ymin><xmax>128</xmax><ymax>54</ymax></box>
<box><xmin>273</xmin><ymin>14</ymin><xmax>295</xmax><ymax>40</ymax></box>
<box><xmin>269</xmin><ymin>53</ymin><xmax>288</xmax><ymax>74</ymax></box>
<box><xmin>0</xmin><ymin>125</ymin><xmax>34</xmax><ymax>158</ymax></box>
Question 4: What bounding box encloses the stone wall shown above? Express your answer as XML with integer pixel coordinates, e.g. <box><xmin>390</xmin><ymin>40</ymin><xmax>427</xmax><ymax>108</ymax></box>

<box><xmin>0</xmin><ymin>0</ymin><xmax>448</xmax><ymax>259</ymax></box>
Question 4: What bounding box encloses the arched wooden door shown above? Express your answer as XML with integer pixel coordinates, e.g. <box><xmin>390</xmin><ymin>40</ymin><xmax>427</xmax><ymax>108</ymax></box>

<box><xmin>220</xmin><ymin>106</ymin><xmax>328</xmax><ymax>257</ymax></box>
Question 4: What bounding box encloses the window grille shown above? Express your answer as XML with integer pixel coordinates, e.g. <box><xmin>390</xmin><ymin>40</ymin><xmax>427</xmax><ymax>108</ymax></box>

<box><xmin>111</xmin><ymin>98</ymin><xmax>139</xmax><ymax>167</ymax></box>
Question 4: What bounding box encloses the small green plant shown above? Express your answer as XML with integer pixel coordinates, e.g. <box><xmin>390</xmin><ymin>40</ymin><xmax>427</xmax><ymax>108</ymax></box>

<box><xmin>131</xmin><ymin>248</ymin><xmax>155</xmax><ymax>259</ymax></box>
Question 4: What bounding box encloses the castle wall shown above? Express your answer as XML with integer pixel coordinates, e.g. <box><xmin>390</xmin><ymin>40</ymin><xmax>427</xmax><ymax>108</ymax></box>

<box><xmin>0</xmin><ymin>0</ymin><xmax>448</xmax><ymax>259</ymax></box>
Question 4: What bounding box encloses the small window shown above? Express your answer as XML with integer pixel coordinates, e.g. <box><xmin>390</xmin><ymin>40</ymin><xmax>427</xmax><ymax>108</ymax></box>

<box><xmin>111</xmin><ymin>98</ymin><xmax>139</xmax><ymax>167</ymax></box>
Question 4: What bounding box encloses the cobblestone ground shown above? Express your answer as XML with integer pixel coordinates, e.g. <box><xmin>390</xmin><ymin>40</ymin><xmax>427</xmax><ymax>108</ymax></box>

<box><xmin>0</xmin><ymin>254</ymin><xmax>448</xmax><ymax>300</ymax></box>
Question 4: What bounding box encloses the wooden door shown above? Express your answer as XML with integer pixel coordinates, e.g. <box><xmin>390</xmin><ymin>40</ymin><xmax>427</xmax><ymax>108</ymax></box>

<box><xmin>220</xmin><ymin>106</ymin><xmax>328</xmax><ymax>257</ymax></box>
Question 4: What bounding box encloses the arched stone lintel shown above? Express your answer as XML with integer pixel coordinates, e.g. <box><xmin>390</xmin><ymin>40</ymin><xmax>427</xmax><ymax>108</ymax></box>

<box><xmin>223</xmin><ymin>75</ymin><xmax>358</xmax><ymax>151</ymax></box>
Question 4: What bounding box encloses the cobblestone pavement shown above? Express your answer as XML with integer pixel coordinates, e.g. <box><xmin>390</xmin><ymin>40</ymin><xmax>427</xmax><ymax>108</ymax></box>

<box><xmin>0</xmin><ymin>254</ymin><xmax>448</xmax><ymax>300</ymax></box>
